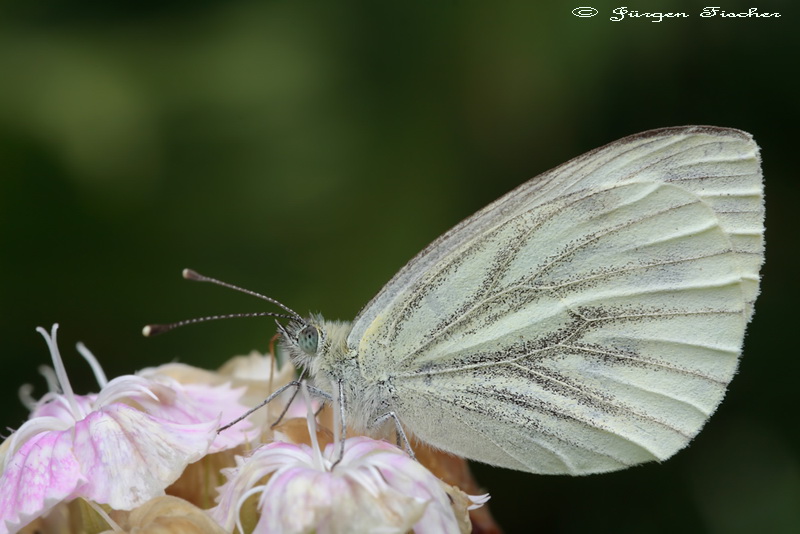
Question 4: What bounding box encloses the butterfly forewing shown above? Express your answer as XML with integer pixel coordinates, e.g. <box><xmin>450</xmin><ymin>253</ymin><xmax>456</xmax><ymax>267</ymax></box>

<box><xmin>346</xmin><ymin>126</ymin><xmax>763</xmax><ymax>474</ymax></box>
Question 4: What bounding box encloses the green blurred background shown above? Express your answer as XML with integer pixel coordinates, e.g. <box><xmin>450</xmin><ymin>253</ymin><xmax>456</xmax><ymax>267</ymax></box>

<box><xmin>1</xmin><ymin>1</ymin><xmax>796</xmax><ymax>532</ymax></box>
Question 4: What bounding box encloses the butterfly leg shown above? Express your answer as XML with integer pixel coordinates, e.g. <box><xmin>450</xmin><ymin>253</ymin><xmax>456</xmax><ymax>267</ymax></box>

<box><xmin>371</xmin><ymin>411</ymin><xmax>416</xmax><ymax>461</ymax></box>
<box><xmin>268</xmin><ymin>368</ymin><xmax>308</xmax><ymax>429</ymax></box>
<box><xmin>332</xmin><ymin>378</ymin><xmax>348</xmax><ymax>468</ymax></box>
<box><xmin>218</xmin><ymin>375</ymin><xmax>333</xmax><ymax>432</ymax></box>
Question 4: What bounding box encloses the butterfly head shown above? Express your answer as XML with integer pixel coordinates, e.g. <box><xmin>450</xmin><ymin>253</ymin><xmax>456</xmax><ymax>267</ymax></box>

<box><xmin>279</xmin><ymin>315</ymin><xmax>327</xmax><ymax>371</ymax></box>
<box><xmin>279</xmin><ymin>315</ymin><xmax>354</xmax><ymax>381</ymax></box>
<box><xmin>297</xmin><ymin>324</ymin><xmax>320</xmax><ymax>355</ymax></box>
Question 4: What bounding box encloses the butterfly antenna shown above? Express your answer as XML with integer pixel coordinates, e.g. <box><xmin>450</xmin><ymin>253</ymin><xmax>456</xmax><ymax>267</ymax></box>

<box><xmin>182</xmin><ymin>268</ymin><xmax>304</xmax><ymax>321</ymax></box>
<box><xmin>143</xmin><ymin>311</ymin><xmax>296</xmax><ymax>337</ymax></box>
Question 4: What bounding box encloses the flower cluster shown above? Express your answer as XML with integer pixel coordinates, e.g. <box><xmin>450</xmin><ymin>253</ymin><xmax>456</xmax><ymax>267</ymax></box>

<box><xmin>0</xmin><ymin>326</ymin><xmax>492</xmax><ymax>533</ymax></box>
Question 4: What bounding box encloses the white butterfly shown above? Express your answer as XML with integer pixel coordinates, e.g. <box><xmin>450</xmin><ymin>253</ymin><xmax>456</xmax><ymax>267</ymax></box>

<box><xmin>230</xmin><ymin>126</ymin><xmax>765</xmax><ymax>475</ymax></box>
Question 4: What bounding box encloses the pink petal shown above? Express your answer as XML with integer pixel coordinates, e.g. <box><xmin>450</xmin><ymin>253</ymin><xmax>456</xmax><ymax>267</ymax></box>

<box><xmin>181</xmin><ymin>383</ymin><xmax>260</xmax><ymax>451</ymax></box>
<box><xmin>72</xmin><ymin>403</ymin><xmax>217</xmax><ymax>510</ymax></box>
<box><xmin>367</xmin><ymin>455</ymin><xmax>459</xmax><ymax>534</ymax></box>
<box><xmin>326</xmin><ymin>437</ymin><xmax>463</xmax><ymax>534</ymax></box>
<box><xmin>29</xmin><ymin>394</ymin><xmax>95</xmax><ymax>422</ymax></box>
<box><xmin>0</xmin><ymin>430</ymin><xmax>84</xmax><ymax>534</ymax></box>
<box><xmin>212</xmin><ymin>442</ymin><xmax>313</xmax><ymax>530</ymax></box>
<box><xmin>136</xmin><ymin>382</ymin><xmax>259</xmax><ymax>452</ymax></box>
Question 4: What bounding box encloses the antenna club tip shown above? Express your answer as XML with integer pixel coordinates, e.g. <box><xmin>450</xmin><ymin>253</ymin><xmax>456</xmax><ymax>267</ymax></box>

<box><xmin>142</xmin><ymin>324</ymin><xmax>164</xmax><ymax>337</ymax></box>
<box><xmin>182</xmin><ymin>268</ymin><xmax>201</xmax><ymax>280</ymax></box>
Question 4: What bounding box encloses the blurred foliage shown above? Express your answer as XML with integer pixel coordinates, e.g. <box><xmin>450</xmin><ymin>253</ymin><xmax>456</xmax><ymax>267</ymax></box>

<box><xmin>0</xmin><ymin>0</ymin><xmax>797</xmax><ymax>532</ymax></box>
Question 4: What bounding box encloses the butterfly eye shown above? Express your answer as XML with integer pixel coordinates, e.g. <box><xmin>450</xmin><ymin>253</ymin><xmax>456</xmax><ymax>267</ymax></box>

<box><xmin>297</xmin><ymin>325</ymin><xmax>320</xmax><ymax>355</ymax></box>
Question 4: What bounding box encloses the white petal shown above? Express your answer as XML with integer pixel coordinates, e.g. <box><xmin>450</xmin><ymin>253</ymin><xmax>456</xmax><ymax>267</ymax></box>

<box><xmin>0</xmin><ymin>430</ymin><xmax>84</xmax><ymax>534</ymax></box>
<box><xmin>72</xmin><ymin>403</ymin><xmax>216</xmax><ymax>509</ymax></box>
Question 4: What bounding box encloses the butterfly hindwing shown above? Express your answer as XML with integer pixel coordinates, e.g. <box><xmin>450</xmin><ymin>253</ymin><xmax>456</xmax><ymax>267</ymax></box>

<box><xmin>346</xmin><ymin>126</ymin><xmax>763</xmax><ymax>474</ymax></box>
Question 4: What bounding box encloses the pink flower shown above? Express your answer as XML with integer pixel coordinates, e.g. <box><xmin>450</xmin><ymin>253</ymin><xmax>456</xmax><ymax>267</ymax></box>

<box><xmin>0</xmin><ymin>325</ymin><xmax>252</xmax><ymax>534</ymax></box>
<box><xmin>211</xmin><ymin>387</ymin><xmax>488</xmax><ymax>534</ymax></box>
<box><xmin>0</xmin><ymin>325</ymin><xmax>494</xmax><ymax>533</ymax></box>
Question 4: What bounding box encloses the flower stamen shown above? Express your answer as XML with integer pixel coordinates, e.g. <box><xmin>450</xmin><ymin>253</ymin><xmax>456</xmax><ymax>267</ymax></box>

<box><xmin>76</xmin><ymin>342</ymin><xmax>109</xmax><ymax>388</ymax></box>
<box><xmin>35</xmin><ymin>324</ymin><xmax>83</xmax><ymax>420</ymax></box>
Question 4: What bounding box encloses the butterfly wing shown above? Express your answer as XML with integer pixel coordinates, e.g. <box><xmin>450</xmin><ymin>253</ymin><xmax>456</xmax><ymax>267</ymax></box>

<box><xmin>347</xmin><ymin>126</ymin><xmax>764</xmax><ymax>474</ymax></box>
